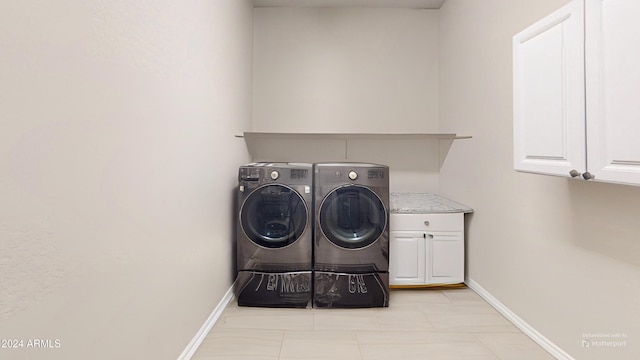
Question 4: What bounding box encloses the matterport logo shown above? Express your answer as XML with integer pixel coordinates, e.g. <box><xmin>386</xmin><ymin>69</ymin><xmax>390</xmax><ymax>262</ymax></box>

<box><xmin>581</xmin><ymin>332</ymin><xmax>627</xmax><ymax>349</ymax></box>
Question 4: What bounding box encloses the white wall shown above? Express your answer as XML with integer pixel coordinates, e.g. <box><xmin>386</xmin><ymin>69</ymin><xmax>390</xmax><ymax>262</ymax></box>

<box><xmin>253</xmin><ymin>7</ymin><xmax>439</xmax><ymax>133</ymax></box>
<box><xmin>438</xmin><ymin>1</ymin><xmax>640</xmax><ymax>359</ymax></box>
<box><xmin>0</xmin><ymin>1</ymin><xmax>252</xmax><ymax>359</ymax></box>
<box><xmin>251</xmin><ymin>7</ymin><xmax>442</xmax><ymax>193</ymax></box>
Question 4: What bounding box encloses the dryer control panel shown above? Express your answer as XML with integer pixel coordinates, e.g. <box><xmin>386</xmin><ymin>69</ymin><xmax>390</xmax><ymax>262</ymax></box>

<box><xmin>239</xmin><ymin>167</ymin><xmax>261</xmax><ymax>182</ymax></box>
<box><xmin>239</xmin><ymin>164</ymin><xmax>312</xmax><ymax>185</ymax></box>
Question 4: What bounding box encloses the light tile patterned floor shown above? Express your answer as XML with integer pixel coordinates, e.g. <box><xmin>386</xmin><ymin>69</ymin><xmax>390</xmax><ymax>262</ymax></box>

<box><xmin>191</xmin><ymin>288</ymin><xmax>555</xmax><ymax>360</ymax></box>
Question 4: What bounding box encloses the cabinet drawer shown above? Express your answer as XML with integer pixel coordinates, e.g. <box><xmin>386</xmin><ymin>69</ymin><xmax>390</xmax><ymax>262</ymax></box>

<box><xmin>390</xmin><ymin>213</ymin><xmax>463</xmax><ymax>231</ymax></box>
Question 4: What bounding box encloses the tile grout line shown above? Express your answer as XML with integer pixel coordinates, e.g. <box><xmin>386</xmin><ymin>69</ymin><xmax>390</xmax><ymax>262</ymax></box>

<box><xmin>277</xmin><ymin>330</ymin><xmax>285</xmax><ymax>360</ymax></box>
<box><xmin>471</xmin><ymin>332</ymin><xmax>504</xmax><ymax>360</ymax></box>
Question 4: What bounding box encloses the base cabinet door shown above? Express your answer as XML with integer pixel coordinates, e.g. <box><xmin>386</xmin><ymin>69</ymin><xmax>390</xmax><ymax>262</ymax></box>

<box><xmin>389</xmin><ymin>231</ymin><xmax>426</xmax><ymax>286</ymax></box>
<box><xmin>429</xmin><ymin>232</ymin><xmax>464</xmax><ymax>284</ymax></box>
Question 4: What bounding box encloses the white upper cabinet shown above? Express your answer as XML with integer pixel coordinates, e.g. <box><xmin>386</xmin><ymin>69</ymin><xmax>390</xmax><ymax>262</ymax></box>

<box><xmin>514</xmin><ymin>0</ymin><xmax>640</xmax><ymax>186</ymax></box>
<box><xmin>513</xmin><ymin>0</ymin><xmax>585</xmax><ymax>178</ymax></box>
<box><xmin>585</xmin><ymin>0</ymin><xmax>640</xmax><ymax>185</ymax></box>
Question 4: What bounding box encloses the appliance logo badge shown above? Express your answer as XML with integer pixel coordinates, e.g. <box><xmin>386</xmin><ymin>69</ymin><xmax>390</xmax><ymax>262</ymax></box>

<box><xmin>368</xmin><ymin>170</ymin><xmax>384</xmax><ymax>179</ymax></box>
<box><xmin>263</xmin><ymin>273</ymin><xmax>310</xmax><ymax>293</ymax></box>
<box><xmin>291</xmin><ymin>169</ymin><xmax>308</xmax><ymax>179</ymax></box>
<box><xmin>348</xmin><ymin>275</ymin><xmax>368</xmax><ymax>294</ymax></box>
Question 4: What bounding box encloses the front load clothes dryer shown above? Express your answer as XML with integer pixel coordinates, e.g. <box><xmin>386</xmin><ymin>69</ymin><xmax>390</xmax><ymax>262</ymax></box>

<box><xmin>236</xmin><ymin>163</ymin><xmax>313</xmax><ymax>308</ymax></box>
<box><xmin>313</xmin><ymin>163</ymin><xmax>390</xmax><ymax>308</ymax></box>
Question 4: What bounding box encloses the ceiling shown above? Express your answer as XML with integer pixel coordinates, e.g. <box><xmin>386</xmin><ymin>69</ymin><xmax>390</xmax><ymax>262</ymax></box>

<box><xmin>252</xmin><ymin>0</ymin><xmax>446</xmax><ymax>9</ymax></box>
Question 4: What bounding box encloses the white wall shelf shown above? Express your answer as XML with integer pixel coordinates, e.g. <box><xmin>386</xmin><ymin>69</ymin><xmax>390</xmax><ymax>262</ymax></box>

<box><xmin>236</xmin><ymin>132</ymin><xmax>472</xmax><ymax>140</ymax></box>
<box><xmin>237</xmin><ymin>132</ymin><xmax>472</xmax><ymax>164</ymax></box>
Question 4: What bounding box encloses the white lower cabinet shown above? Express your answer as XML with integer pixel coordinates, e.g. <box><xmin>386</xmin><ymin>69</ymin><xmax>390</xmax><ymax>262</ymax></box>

<box><xmin>389</xmin><ymin>213</ymin><xmax>464</xmax><ymax>287</ymax></box>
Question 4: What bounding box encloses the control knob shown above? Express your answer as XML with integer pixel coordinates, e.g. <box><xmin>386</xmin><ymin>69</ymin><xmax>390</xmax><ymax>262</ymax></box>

<box><xmin>270</xmin><ymin>170</ymin><xmax>279</xmax><ymax>180</ymax></box>
<box><xmin>348</xmin><ymin>171</ymin><xmax>358</xmax><ymax>180</ymax></box>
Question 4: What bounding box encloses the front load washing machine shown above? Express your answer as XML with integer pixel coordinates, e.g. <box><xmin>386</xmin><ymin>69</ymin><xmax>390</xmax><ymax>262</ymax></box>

<box><xmin>236</xmin><ymin>163</ymin><xmax>313</xmax><ymax>308</ymax></box>
<box><xmin>313</xmin><ymin>163</ymin><xmax>390</xmax><ymax>308</ymax></box>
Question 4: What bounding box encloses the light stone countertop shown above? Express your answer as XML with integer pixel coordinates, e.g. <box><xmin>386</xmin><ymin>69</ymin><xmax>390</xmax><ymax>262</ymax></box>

<box><xmin>390</xmin><ymin>193</ymin><xmax>474</xmax><ymax>214</ymax></box>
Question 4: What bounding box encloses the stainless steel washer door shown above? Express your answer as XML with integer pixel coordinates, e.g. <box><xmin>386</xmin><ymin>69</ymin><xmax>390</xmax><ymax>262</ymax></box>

<box><xmin>240</xmin><ymin>184</ymin><xmax>308</xmax><ymax>249</ymax></box>
<box><xmin>319</xmin><ymin>185</ymin><xmax>387</xmax><ymax>249</ymax></box>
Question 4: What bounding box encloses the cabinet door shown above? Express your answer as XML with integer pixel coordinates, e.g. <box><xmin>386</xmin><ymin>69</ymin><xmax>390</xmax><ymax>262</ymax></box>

<box><xmin>586</xmin><ymin>0</ymin><xmax>640</xmax><ymax>185</ymax></box>
<box><xmin>513</xmin><ymin>0</ymin><xmax>586</xmax><ymax>177</ymax></box>
<box><xmin>429</xmin><ymin>232</ymin><xmax>464</xmax><ymax>284</ymax></box>
<box><xmin>389</xmin><ymin>231</ymin><xmax>426</xmax><ymax>286</ymax></box>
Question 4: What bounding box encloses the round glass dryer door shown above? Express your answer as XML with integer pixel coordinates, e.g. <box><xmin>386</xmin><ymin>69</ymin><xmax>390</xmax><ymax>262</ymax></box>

<box><xmin>319</xmin><ymin>185</ymin><xmax>387</xmax><ymax>249</ymax></box>
<box><xmin>240</xmin><ymin>184</ymin><xmax>308</xmax><ymax>249</ymax></box>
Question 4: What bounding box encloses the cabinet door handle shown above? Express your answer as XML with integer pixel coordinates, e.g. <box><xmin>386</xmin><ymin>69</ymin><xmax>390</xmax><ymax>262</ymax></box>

<box><xmin>425</xmin><ymin>233</ymin><xmax>434</xmax><ymax>238</ymax></box>
<box><xmin>569</xmin><ymin>169</ymin><xmax>581</xmax><ymax>178</ymax></box>
<box><xmin>423</xmin><ymin>221</ymin><xmax>430</xmax><ymax>227</ymax></box>
<box><xmin>582</xmin><ymin>172</ymin><xmax>595</xmax><ymax>180</ymax></box>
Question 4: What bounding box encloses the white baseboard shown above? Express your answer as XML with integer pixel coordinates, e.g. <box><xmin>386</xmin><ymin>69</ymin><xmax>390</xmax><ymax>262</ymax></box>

<box><xmin>465</xmin><ymin>278</ymin><xmax>574</xmax><ymax>360</ymax></box>
<box><xmin>177</xmin><ymin>282</ymin><xmax>236</xmax><ymax>360</ymax></box>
